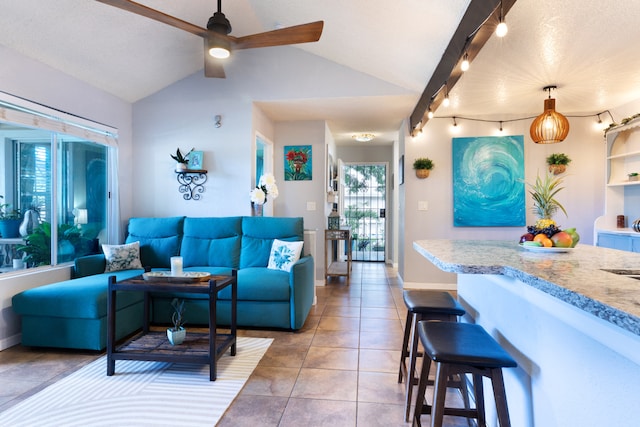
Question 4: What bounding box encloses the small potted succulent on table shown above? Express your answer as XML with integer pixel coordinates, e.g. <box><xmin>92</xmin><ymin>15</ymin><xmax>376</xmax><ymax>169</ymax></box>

<box><xmin>546</xmin><ymin>153</ymin><xmax>571</xmax><ymax>175</ymax></box>
<box><xmin>628</xmin><ymin>172</ymin><xmax>639</xmax><ymax>182</ymax></box>
<box><xmin>170</xmin><ymin>148</ymin><xmax>193</xmax><ymax>172</ymax></box>
<box><xmin>413</xmin><ymin>157</ymin><xmax>435</xmax><ymax>179</ymax></box>
<box><xmin>167</xmin><ymin>298</ymin><xmax>186</xmax><ymax>345</ymax></box>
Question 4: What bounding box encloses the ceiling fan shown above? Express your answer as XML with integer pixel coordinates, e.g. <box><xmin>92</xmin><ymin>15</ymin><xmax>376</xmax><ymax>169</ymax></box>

<box><xmin>96</xmin><ymin>0</ymin><xmax>324</xmax><ymax>78</ymax></box>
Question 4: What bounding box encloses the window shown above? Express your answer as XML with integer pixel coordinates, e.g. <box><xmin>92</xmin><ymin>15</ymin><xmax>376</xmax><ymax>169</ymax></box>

<box><xmin>0</xmin><ymin>95</ymin><xmax>116</xmax><ymax>273</ymax></box>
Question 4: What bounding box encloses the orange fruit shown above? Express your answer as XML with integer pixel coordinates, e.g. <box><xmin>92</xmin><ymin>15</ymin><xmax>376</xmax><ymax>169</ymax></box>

<box><xmin>540</xmin><ymin>237</ymin><xmax>553</xmax><ymax>247</ymax></box>
<box><xmin>533</xmin><ymin>234</ymin><xmax>547</xmax><ymax>243</ymax></box>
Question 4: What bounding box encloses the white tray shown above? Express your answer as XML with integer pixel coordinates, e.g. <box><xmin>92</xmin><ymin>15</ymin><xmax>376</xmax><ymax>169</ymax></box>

<box><xmin>519</xmin><ymin>244</ymin><xmax>573</xmax><ymax>253</ymax></box>
<box><xmin>142</xmin><ymin>271</ymin><xmax>211</xmax><ymax>282</ymax></box>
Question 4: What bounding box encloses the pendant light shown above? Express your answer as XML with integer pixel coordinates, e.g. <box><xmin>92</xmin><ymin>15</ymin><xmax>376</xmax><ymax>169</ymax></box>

<box><xmin>529</xmin><ymin>85</ymin><xmax>570</xmax><ymax>144</ymax></box>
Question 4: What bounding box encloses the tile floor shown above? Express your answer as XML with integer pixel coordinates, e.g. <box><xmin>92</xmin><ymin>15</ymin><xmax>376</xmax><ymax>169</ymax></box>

<box><xmin>0</xmin><ymin>262</ymin><xmax>468</xmax><ymax>426</ymax></box>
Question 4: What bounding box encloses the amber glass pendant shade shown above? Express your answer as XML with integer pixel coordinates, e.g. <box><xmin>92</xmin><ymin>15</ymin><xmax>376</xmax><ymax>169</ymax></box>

<box><xmin>530</xmin><ymin>98</ymin><xmax>570</xmax><ymax>144</ymax></box>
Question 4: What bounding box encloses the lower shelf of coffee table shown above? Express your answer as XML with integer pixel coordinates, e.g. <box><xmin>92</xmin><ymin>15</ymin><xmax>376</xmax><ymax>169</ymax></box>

<box><xmin>112</xmin><ymin>329</ymin><xmax>235</xmax><ymax>364</ymax></box>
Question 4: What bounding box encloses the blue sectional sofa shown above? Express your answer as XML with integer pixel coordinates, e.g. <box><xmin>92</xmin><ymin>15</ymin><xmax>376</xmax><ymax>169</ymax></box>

<box><xmin>11</xmin><ymin>216</ymin><xmax>314</xmax><ymax>351</ymax></box>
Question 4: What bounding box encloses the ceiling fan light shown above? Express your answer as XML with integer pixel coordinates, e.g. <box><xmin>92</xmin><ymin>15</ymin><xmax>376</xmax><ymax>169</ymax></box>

<box><xmin>208</xmin><ymin>36</ymin><xmax>231</xmax><ymax>59</ymax></box>
<box><xmin>530</xmin><ymin>98</ymin><xmax>570</xmax><ymax>144</ymax></box>
<box><xmin>209</xmin><ymin>47</ymin><xmax>230</xmax><ymax>59</ymax></box>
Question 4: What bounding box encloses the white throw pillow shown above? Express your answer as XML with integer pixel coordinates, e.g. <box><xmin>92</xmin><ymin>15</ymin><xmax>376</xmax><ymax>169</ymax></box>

<box><xmin>267</xmin><ymin>239</ymin><xmax>304</xmax><ymax>272</ymax></box>
<box><xmin>102</xmin><ymin>241</ymin><xmax>143</xmax><ymax>272</ymax></box>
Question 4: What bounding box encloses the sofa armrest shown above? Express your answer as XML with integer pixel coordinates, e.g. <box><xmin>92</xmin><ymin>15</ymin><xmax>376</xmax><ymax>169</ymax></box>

<box><xmin>289</xmin><ymin>255</ymin><xmax>315</xmax><ymax>329</ymax></box>
<box><xmin>74</xmin><ymin>254</ymin><xmax>106</xmax><ymax>278</ymax></box>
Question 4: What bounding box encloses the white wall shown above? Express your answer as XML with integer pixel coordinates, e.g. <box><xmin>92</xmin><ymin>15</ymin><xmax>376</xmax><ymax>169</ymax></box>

<box><xmin>274</xmin><ymin>120</ymin><xmax>329</xmax><ymax>281</ymax></box>
<box><xmin>402</xmin><ymin>115</ymin><xmax>606</xmax><ymax>285</ymax></box>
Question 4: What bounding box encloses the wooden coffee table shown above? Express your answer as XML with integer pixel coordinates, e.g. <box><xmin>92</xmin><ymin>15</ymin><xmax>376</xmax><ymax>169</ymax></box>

<box><xmin>106</xmin><ymin>269</ymin><xmax>237</xmax><ymax>381</ymax></box>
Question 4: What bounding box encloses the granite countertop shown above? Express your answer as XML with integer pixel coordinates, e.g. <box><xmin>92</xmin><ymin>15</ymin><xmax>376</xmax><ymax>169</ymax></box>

<box><xmin>413</xmin><ymin>240</ymin><xmax>640</xmax><ymax>337</ymax></box>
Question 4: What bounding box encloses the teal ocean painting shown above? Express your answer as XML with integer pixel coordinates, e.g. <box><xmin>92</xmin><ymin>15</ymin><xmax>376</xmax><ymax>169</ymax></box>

<box><xmin>452</xmin><ymin>135</ymin><xmax>525</xmax><ymax>227</ymax></box>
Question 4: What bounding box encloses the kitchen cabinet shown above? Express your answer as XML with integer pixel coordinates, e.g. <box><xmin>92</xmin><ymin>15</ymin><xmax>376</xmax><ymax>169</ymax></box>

<box><xmin>594</xmin><ymin>116</ymin><xmax>640</xmax><ymax>250</ymax></box>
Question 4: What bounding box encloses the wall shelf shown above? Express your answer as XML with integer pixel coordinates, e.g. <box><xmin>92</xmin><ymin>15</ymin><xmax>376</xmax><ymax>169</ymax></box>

<box><xmin>175</xmin><ymin>169</ymin><xmax>208</xmax><ymax>200</ymax></box>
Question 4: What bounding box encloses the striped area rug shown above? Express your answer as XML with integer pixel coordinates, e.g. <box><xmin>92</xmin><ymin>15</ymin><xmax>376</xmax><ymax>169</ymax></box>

<box><xmin>0</xmin><ymin>337</ymin><xmax>272</xmax><ymax>427</ymax></box>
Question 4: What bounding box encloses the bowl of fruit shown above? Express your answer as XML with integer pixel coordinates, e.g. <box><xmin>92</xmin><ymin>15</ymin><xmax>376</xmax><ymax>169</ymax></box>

<box><xmin>519</xmin><ymin>219</ymin><xmax>579</xmax><ymax>252</ymax></box>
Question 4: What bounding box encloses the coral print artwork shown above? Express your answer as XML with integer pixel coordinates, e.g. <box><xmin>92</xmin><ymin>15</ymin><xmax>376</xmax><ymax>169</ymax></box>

<box><xmin>284</xmin><ymin>145</ymin><xmax>312</xmax><ymax>181</ymax></box>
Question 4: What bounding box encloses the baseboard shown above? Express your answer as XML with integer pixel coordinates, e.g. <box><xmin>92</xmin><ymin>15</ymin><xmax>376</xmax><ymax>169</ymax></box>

<box><xmin>0</xmin><ymin>333</ymin><xmax>21</xmax><ymax>351</ymax></box>
<box><xmin>402</xmin><ymin>281</ymin><xmax>457</xmax><ymax>291</ymax></box>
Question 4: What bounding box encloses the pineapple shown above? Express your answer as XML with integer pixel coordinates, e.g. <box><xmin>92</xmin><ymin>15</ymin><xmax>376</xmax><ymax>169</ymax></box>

<box><xmin>526</xmin><ymin>173</ymin><xmax>568</xmax><ymax>237</ymax></box>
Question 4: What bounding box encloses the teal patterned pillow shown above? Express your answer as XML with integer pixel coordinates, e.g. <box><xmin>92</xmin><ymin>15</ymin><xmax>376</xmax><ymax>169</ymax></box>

<box><xmin>102</xmin><ymin>241</ymin><xmax>144</xmax><ymax>272</ymax></box>
<box><xmin>267</xmin><ymin>239</ymin><xmax>303</xmax><ymax>272</ymax></box>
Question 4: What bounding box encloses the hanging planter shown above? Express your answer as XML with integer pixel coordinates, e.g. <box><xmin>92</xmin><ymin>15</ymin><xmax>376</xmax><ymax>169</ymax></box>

<box><xmin>546</xmin><ymin>153</ymin><xmax>571</xmax><ymax>175</ymax></box>
<box><xmin>413</xmin><ymin>157</ymin><xmax>434</xmax><ymax>179</ymax></box>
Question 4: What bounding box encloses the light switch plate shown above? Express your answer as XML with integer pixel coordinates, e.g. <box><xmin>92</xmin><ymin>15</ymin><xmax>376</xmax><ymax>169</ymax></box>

<box><xmin>307</xmin><ymin>201</ymin><xmax>316</xmax><ymax>211</ymax></box>
<box><xmin>418</xmin><ymin>201</ymin><xmax>428</xmax><ymax>211</ymax></box>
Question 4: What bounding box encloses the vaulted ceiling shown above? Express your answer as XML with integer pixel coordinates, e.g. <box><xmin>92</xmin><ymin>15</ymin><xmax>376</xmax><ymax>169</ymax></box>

<box><xmin>2</xmin><ymin>0</ymin><xmax>640</xmax><ymax>145</ymax></box>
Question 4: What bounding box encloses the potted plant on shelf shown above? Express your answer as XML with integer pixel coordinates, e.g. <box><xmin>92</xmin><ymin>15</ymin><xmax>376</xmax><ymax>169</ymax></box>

<box><xmin>0</xmin><ymin>196</ymin><xmax>22</xmax><ymax>238</ymax></box>
<box><xmin>170</xmin><ymin>148</ymin><xmax>193</xmax><ymax>172</ymax></box>
<box><xmin>546</xmin><ymin>153</ymin><xmax>571</xmax><ymax>175</ymax></box>
<box><xmin>628</xmin><ymin>172</ymin><xmax>639</xmax><ymax>182</ymax></box>
<box><xmin>167</xmin><ymin>298</ymin><xmax>186</xmax><ymax>345</ymax></box>
<box><xmin>413</xmin><ymin>157</ymin><xmax>434</xmax><ymax>179</ymax></box>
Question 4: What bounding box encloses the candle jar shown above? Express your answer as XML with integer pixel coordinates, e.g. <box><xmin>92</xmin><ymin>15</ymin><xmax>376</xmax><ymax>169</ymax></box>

<box><xmin>170</xmin><ymin>256</ymin><xmax>183</xmax><ymax>276</ymax></box>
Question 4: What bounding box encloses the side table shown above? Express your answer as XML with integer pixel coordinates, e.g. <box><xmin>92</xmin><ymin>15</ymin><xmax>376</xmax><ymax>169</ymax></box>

<box><xmin>325</xmin><ymin>228</ymin><xmax>352</xmax><ymax>282</ymax></box>
<box><xmin>106</xmin><ymin>269</ymin><xmax>237</xmax><ymax>381</ymax></box>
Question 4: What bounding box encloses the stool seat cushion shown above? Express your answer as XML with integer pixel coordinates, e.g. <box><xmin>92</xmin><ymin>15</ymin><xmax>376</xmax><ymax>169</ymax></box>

<box><xmin>419</xmin><ymin>321</ymin><xmax>517</xmax><ymax>368</ymax></box>
<box><xmin>403</xmin><ymin>290</ymin><xmax>465</xmax><ymax>316</ymax></box>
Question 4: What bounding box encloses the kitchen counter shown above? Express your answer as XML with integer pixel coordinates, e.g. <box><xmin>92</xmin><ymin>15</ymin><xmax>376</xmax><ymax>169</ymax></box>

<box><xmin>413</xmin><ymin>239</ymin><xmax>640</xmax><ymax>336</ymax></box>
<box><xmin>413</xmin><ymin>239</ymin><xmax>640</xmax><ymax>427</ymax></box>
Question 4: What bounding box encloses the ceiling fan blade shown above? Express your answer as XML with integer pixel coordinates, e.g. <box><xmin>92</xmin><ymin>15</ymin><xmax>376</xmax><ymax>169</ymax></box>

<box><xmin>231</xmin><ymin>21</ymin><xmax>324</xmax><ymax>50</ymax></box>
<box><xmin>96</xmin><ymin>0</ymin><xmax>208</xmax><ymax>38</ymax></box>
<box><xmin>204</xmin><ymin>40</ymin><xmax>226</xmax><ymax>78</ymax></box>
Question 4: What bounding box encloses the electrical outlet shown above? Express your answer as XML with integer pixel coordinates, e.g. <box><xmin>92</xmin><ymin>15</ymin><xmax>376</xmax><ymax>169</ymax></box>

<box><xmin>418</xmin><ymin>201</ymin><xmax>429</xmax><ymax>211</ymax></box>
<box><xmin>307</xmin><ymin>201</ymin><xmax>316</xmax><ymax>211</ymax></box>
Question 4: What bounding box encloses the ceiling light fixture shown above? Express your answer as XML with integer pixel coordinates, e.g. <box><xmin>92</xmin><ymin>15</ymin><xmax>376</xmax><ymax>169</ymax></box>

<box><xmin>461</xmin><ymin>53</ymin><xmax>470</xmax><ymax>72</ymax></box>
<box><xmin>427</xmin><ymin>108</ymin><xmax>434</xmax><ymax>119</ymax></box>
<box><xmin>499</xmin><ymin>121</ymin><xmax>504</xmax><ymax>132</ymax></box>
<box><xmin>530</xmin><ymin>85</ymin><xmax>570</xmax><ymax>144</ymax></box>
<box><xmin>352</xmin><ymin>133</ymin><xmax>375</xmax><ymax>142</ymax></box>
<box><xmin>495</xmin><ymin>0</ymin><xmax>508</xmax><ymax>37</ymax></box>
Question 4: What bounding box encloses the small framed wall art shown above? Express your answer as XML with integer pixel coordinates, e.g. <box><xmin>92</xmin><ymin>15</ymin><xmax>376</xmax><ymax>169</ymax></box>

<box><xmin>188</xmin><ymin>151</ymin><xmax>204</xmax><ymax>170</ymax></box>
<box><xmin>284</xmin><ymin>145</ymin><xmax>312</xmax><ymax>181</ymax></box>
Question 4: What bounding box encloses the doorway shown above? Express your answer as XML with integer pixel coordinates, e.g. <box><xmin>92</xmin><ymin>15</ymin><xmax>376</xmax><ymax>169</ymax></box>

<box><xmin>342</xmin><ymin>163</ymin><xmax>386</xmax><ymax>262</ymax></box>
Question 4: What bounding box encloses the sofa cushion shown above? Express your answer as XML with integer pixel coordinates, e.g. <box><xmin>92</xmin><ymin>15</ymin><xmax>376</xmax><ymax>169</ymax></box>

<box><xmin>268</xmin><ymin>239</ymin><xmax>304</xmax><ymax>272</ymax></box>
<box><xmin>223</xmin><ymin>267</ymin><xmax>291</xmax><ymax>301</ymax></box>
<box><xmin>125</xmin><ymin>216</ymin><xmax>185</xmax><ymax>268</ymax></box>
<box><xmin>12</xmin><ymin>270</ymin><xmax>144</xmax><ymax>319</ymax></box>
<box><xmin>240</xmin><ymin>217</ymin><xmax>303</xmax><ymax>268</ymax></box>
<box><xmin>180</xmin><ymin>217</ymin><xmax>242</xmax><ymax>268</ymax></box>
<box><xmin>102</xmin><ymin>241</ymin><xmax>143</xmax><ymax>272</ymax></box>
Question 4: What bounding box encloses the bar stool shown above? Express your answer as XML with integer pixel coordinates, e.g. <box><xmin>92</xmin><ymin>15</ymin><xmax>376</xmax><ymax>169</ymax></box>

<box><xmin>398</xmin><ymin>290</ymin><xmax>466</xmax><ymax>421</ymax></box>
<box><xmin>413</xmin><ymin>321</ymin><xmax>518</xmax><ymax>427</ymax></box>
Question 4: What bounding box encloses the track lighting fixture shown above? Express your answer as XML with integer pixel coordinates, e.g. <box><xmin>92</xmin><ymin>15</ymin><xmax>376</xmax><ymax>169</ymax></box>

<box><xmin>427</xmin><ymin>109</ymin><xmax>434</xmax><ymax>119</ymax></box>
<box><xmin>461</xmin><ymin>53</ymin><xmax>470</xmax><ymax>72</ymax></box>
<box><xmin>496</xmin><ymin>0</ymin><xmax>508</xmax><ymax>37</ymax></box>
<box><xmin>442</xmin><ymin>84</ymin><xmax>450</xmax><ymax>108</ymax></box>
